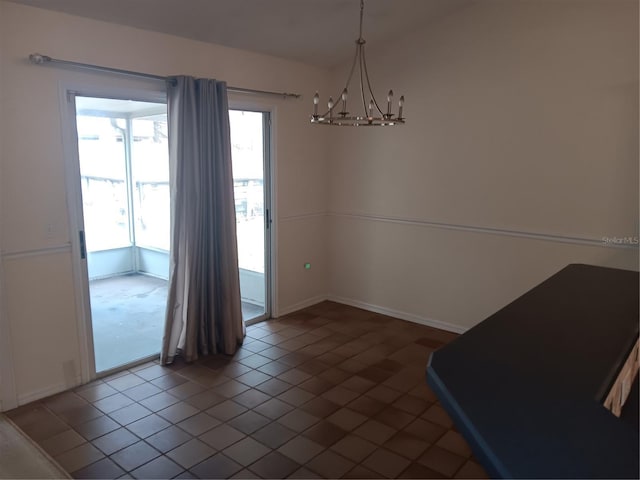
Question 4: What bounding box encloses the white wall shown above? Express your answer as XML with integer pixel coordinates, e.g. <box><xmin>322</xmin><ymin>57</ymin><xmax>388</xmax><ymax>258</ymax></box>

<box><xmin>0</xmin><ymin>6</ymin><xmax>16</xmax><ymax>410</ymax></box>
<box><xmin>1</xmin><ymin>0</ymin><xmax>638</xmax><ymax>409</ymax></box>
<box><xmin>0</xmin><ymin>1</ymin><xmax>331</xmax><ymax>406</ymax></box>
<box><xmin>327</xmin><ymin>0</ymin><xmax>639</xmax><ymax>331</ymax></box>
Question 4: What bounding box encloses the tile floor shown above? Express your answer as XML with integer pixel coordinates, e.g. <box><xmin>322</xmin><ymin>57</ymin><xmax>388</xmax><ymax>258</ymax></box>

<box><xmin>6</xmin><ymin>301</ymin><xmax>489</xmax><ymax>479</ymax></box>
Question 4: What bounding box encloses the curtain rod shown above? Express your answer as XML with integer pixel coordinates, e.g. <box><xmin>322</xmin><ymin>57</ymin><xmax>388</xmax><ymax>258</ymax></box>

<box><xmin>28</xmin><ymin>53</ymin><xmax>302</xmax><ymax>99</ymax></box>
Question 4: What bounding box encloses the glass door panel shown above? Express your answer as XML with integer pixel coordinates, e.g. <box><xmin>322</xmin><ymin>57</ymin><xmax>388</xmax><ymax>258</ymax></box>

<box><xmin>229</xmin><ymin>110</ymin><xmax>270</xmax><ymax>323</ymax></box>
<box><xmin>75</xmin><ymin>96</ymin><xmax>169</xmax><ymax>373</ymax></box>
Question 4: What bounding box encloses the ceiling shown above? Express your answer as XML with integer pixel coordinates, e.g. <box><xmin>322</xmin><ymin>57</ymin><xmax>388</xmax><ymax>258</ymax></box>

<box><xmin>8</xmin><ymin>0</ymin><xmax>470</xmax><ymax>68</ymax></box>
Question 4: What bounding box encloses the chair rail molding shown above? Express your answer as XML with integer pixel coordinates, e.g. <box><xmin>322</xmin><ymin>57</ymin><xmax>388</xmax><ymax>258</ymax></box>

<box><xmin>329</xmin><ymin>211</ymin><xmax>638</xmax><ymax>250</ymax></box>
<box><xmin>1</xmin><ymin>244</ymin><xmax>72</xmax><ymax>261</ymax></box>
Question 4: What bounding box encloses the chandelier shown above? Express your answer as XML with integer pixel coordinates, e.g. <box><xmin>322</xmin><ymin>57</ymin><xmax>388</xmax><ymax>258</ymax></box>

<box><xmin>311</xmin><ymin>0</ymin><xmax>404</xmax><ymax>126</ymax></box>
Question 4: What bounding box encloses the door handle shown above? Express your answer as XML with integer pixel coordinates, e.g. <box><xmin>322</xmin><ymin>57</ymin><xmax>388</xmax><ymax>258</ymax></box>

<box><xmin>265</xmin><ymin>209</ymin><xmax>272</xmax><ymax>229</ymax></box>
<box><xmin>79</xmin><ymin>230</ymin><xmax>87</xmax><ymax>259</ymax></box>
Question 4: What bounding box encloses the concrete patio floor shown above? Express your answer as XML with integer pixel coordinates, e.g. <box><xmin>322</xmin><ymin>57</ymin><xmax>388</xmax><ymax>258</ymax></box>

<box><xmin>89</xmin><ymin>274</ymin><xmax>265</xmax><ymax>372</ymax></box>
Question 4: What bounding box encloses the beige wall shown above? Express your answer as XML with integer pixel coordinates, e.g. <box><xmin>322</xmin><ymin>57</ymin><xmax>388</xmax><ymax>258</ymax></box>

<box><xmin>327</xmin><ymin>0</ymin><xmax>639</xmax><ymax>331</ymax></box>
<box><xmin>1</xmin><ymin>0</ymin><xmax>638</xmax><ymax>408</ymax></box>
<box><xmin>0</xmin><ymin>1</ymin><xmax>330</xmax><ymax>406</ymax></box>
<box><xmin>0</xmin><ymin>4</ymin><xmax>11</xmax><ymax>411</ymax></box>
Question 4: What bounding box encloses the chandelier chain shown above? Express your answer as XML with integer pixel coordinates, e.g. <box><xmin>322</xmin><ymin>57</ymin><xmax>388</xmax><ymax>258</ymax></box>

<box><xmin>359</xmin><ymin>0</ymin><xmax>365</xmax><ymax>41</ymax></box>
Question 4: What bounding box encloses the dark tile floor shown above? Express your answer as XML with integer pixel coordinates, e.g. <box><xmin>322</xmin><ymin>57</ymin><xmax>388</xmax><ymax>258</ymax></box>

<box><xmin>6</xmin><ymin>301</ymin><xmax>489</xmax><ymax>479</ymax></box>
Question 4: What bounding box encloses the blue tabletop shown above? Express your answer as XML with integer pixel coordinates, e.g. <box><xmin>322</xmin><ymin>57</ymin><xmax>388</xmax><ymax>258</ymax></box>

<box><xmin>427</xmin><ymin>264</ymin><xmax>639</xmax><ymax>479</ymax></box>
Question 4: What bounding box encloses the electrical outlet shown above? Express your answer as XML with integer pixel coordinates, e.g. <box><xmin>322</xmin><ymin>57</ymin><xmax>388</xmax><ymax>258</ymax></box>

<box><xmin>45</xmin><ymin>223</ymin><xmax>55</xmax><ymax>239</ymax></box>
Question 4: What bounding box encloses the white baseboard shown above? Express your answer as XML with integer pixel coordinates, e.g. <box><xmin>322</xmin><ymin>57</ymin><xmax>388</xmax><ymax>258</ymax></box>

<box><xmin>328</xmin><ymin>295</ymin><xmax>469</xmax><ymax>334</ymax></box>
<box><xmin>16</xmin><ymin>377</ymin><xmax>82</xmax><ymax>407</ymax></box>
<box><xmin>277</xmin><ymin>294</ymin><xmax>329</xmax><ymax>317</ymax></box>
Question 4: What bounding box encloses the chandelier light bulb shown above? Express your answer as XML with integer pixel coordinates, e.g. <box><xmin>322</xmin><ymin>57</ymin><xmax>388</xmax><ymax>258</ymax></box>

<box><xmin>341</xmin><ymin>88</ymin><xmax>348</xmax><ymax>114</ymax></box>
<box><xmin>313</xmin><ymin>92</ymin><xmax>319</xmax><ymax>105</ymax></box>
<box><xmin>328</xmin><ymin>97</ymin><xmax>334</xmax><ymax>109</ymax></box>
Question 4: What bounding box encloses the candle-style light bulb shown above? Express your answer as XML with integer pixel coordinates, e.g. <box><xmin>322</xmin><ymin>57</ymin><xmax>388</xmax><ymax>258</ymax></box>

<box><xmin>313</xmin><ymin>92</ymin><xmax>319</xmax><ymax>116</ymax></box>
<box><xmin>341</xmin><ymin>88</ymin><xmax>348</xmax><ymax>114</ymax></box>
<box><xmin>386</xmin><ymin>89</ymin><xmax>393</xmax><ymax>116</ymax></box>
<box><xmin>368</xmin><ymin>99</ymin><xmax>373</xmax><ymax>117</ymax></box>
<box><xmin>328</xmin><ymin>97</ymin><xmax>334</xmax><ymax>120</ymax></box>
<box><xmin>398</xmin><ymin>95</ymin><xmax>404</xmax><ymax>119</ymax></box>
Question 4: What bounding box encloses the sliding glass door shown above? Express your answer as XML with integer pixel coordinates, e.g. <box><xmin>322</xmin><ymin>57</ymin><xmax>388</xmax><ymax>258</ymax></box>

<box><xmin>229</xmin><ymin>110</ymin><xmax>271</xmax><ymax>324</ymax></box>
<box><xmin>66</xmin><ymin>94</ymin><xmax>272</xmax><ymax>378</ymax></box>
<box><xmin>74</xmin><ymin>96</ymin><xmax>169</xmax><ymax>374</ymax></box>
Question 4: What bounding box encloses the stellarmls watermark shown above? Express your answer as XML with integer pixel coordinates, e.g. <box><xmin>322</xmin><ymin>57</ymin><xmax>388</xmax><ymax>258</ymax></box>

<box><xmin>602</xmin><ymin>236</ymin><xmax>639</xmax><ymax>246</ymax></box>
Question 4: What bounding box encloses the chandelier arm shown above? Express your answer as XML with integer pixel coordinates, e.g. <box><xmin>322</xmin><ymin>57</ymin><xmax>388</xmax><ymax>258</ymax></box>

<box><xmin>358</xmin><ymin>44</ymin><xmax>368</xmax><ymax>116</ymax></box>
<box><xmin>314</xmin><ymin>38</ymin><xmax>362</xmax><ymax>118</ymax></box>
<box><xmin>361</xmin><ymin>45</ymin><xmax>385</xmax><ymax>116</ymax></box>
<box><xmin>343</xmin><ymin>40</ymin><xmax>360</xmax><ymax>100</ymax></box>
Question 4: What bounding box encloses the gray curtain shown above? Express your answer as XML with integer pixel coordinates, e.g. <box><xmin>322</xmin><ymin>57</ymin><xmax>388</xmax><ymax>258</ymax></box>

<box><xmin>161</xmin><ymin>76</ymin><xmax>245</xmax><ymax>364</ymax></box>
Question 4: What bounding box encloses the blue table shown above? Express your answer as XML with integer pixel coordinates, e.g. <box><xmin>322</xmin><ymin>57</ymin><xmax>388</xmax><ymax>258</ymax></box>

<box><xmin>427</xmin><ymin>264</ymin><xmax>639</xmax><ymax>478</ymax></box>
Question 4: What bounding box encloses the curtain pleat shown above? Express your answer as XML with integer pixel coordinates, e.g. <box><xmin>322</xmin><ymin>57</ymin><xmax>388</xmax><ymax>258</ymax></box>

<box><xmin>161</xmin><ymin>76</ymin><xmax>245</xmax><ymax>364</ymax></box>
